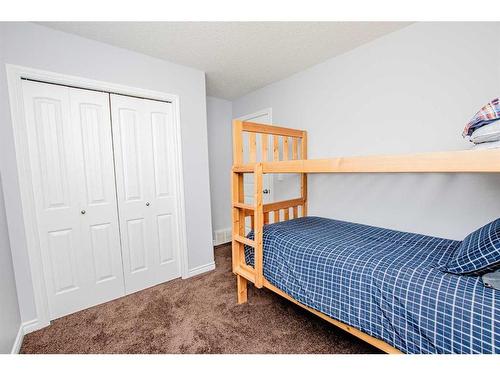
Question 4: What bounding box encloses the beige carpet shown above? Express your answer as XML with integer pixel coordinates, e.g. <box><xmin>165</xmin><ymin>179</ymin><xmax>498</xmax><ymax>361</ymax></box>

<box><xmin>21</xmin><ymin>244</ymin><xmax>379</xmax><ymax>354</ymax></box>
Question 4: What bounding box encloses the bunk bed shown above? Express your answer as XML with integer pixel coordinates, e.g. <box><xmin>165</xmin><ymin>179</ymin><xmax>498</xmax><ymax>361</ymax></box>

<box><xmin>231</xmin><ymin>120</ymin><xmax>500</xmax><ymax>354</ymax></box>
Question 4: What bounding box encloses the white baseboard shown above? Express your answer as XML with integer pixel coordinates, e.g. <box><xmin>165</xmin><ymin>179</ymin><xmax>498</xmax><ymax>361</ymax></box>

<box><xmin>184</xmin><ymin>261</ymin><xmax>215</xmax><ymax>278</ymax></box>
<box><xmin>10</xmin><ymin>325</ymin><xmax>23</xmax><ymax>354</ymax></box>
<box><xmin>213</xmin><ymin>227</ymin><xmax>231</xmax><ymax>246</ymax></box>
<box><xmin>22</xmin><ymin>318</ymin><xmax>49</xmax><ymax>334</ymax></box>
<box><xmin>10</xmin><ymin>318</ymin><xmax>50</xmax><ymax>353</ymax></box>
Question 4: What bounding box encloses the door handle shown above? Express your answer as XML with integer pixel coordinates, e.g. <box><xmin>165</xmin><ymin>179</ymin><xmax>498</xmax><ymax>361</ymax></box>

<box><xmin>146</xmin><ymin>202</ymin><xmax>150</xmax><ymax>207</ymax></box>
<box><xmin>263</xmin><ymin>189</ymin><xmax>270</xmax><ymax>194</ymax></box>
<box><xmin>81</xmin><ymin>210</ymin><xmax>86</xmax><ymax>215</ymax></box>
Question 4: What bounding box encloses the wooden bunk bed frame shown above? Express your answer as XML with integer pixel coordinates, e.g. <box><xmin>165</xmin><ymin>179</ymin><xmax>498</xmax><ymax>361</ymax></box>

<box><xmin>231</xmin><ymin>120</ymin><xmax>500</xmax><ymax>354</ymax></box>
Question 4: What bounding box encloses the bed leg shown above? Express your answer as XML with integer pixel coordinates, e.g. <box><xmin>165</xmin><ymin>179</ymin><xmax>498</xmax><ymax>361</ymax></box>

<box><xmin>237</xmin><ymin>275</ymin><xmax>248</xmax><ymax>304</ymax></box>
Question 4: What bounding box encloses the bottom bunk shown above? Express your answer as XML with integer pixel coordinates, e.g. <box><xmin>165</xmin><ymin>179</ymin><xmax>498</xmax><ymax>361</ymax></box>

<box><xmin>243</xmin><ymin>216</ymin><xmax>500</xmax><ymax>354</ymax></box>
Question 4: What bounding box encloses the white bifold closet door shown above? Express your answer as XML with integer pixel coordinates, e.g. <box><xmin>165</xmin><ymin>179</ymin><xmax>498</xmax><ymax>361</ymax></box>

<box><xmin>110</xmin><ymin>94</ymin><xmax>181</xmax><ymax>294</ymax></box>
<box><xmin>22</xmin><ymin>81</ymin><xmax>125</xmax><ymax>319</ymax></box>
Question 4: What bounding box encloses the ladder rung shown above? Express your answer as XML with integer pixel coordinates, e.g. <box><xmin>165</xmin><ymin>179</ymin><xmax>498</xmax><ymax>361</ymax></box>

<box><xmin>234</xmin><ymin>264</ymin><xmax>256</xmax><ymax>283</ymax></box>
<box><xmin>232</xmin><ymin>202</ymin><xmax>255</xmax><ymax>210</ymax></box>
<box><xmin>234</xmin><ymin>234</ymin><xmax>255</xmax><ymax>247</ymax></box>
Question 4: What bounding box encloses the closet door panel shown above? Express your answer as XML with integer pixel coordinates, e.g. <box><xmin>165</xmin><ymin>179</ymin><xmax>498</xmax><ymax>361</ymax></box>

<box><xmin>111</xmin><ymin>94</ymin><xmax>180</xmax><ymax>293</ymax></box>
<box><xmin>110</xmin><ymin>95</ymin><xmax>156</xmax><ymax>294</ymax></box>
<box><xmin>22</xmin><ymin>81</ymin><xmax>86</xmax><ymax>319</ymax></box>
<box><xmin>126</xmin><ymin>218</ymin><xmax>148</xmax><ymax>273</ymax></box>
<box><xmin>78</xmin><ymin>102</ymin><xmax>110</xmax><ymax>205</ymax></box>
<box><xmin>35</xmin><ymin>98</ymin><xmax>71</xmax><ymax>210</ymax></box>
<box><xmin>151</xmin><ymin>112</ymin><xmax>172</xmax><ymax>197</ymax></box>
<box><xmin>70</xmin><ymin>89</ymin><xmax>125</xmax><ymax>305</ymax></box>
<box><xmin>147</xmin><ymin>101</ymin><xmax>180</xmax><ymax>282</ymax></box>
<box><xmin>118</xmin><ymin>109</ymin><xmax>143</xmax><ymax>202</ymax></box>
<box><xmin>48</xmin><ymin>228</ymin><xmax>79</xmax><ymax>294</ymax></box>
<box><xmin>157</xmin><ymin>214</ymin><xmax>175</xmax><ymax>264</ymax></box>
<box><xmin>23</xmin><ymin>81</ymin><xmax>125</xmax><ymax>320</ymax></box>
<box><xmin>89</xmin><ymin>223</ymin><xmax>116</xmax><ymax>283</ymax></box>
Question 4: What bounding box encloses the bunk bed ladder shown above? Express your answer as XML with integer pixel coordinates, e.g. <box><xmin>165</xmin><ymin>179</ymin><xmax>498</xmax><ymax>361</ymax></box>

<box><xmin>231</xmin><ymin>119</ymin><xmax>308</xmax><ymax>303</ymax></box>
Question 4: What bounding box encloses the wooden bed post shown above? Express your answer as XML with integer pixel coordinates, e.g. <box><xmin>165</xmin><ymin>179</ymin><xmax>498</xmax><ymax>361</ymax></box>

<box><xmin>254</xmin><ymin>162</ymin><xmax>264</xmax><ymax>288</ymax></box>
<box><xmin>232</xmin><ymin>120</ymin><xmax>248</xmax><ymax>303</ymax></box>
<box><xmin>301</xmin><ymin>131</ymin><xmax>308</xmax><ymax>216</ymax></box>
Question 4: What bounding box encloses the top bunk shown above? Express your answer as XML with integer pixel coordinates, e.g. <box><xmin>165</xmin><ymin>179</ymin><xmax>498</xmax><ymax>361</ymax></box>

<box><xmin>232</xmin><ymin>120</ymin><xmax>500</xmax><ymax>174</ymax></box>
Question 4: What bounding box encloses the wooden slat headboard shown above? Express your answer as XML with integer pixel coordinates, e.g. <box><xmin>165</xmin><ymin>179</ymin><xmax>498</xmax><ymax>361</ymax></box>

<box><xmin>232</xmin><ymin>120</ymin><xmax>308</xmax><ymax>224</ymax></box>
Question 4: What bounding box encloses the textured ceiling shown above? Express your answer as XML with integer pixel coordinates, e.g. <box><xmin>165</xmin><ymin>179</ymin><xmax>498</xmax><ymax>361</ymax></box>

<box><xmin>39</xmin><ymin>22</ymin><xmax>411</xmax><ymax>99</ymax></box>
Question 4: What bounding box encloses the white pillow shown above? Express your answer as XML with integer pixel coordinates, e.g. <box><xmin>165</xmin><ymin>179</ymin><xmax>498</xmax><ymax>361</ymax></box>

<box><xmin>482</xmin><ymin>269</ymin><xmax>500</xmax><ymax>290</ymax></box>
<box><xmin>470</xmin><ymin>120</ymin><xmax>500</xmax><ymax>144</ymax></box>
<box><xmin>472</xmin><ymin>139</ymin><xmax>500</xmax><ymax>150</ymax></box>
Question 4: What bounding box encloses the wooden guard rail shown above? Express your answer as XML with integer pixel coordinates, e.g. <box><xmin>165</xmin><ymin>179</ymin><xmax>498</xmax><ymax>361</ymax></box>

<box><xmin>240</xmin><ymin>198</ymin><xmax>305</xmax><ymax>222</ymax></box>
<box><xmin>232</xmin><ymin>120</ymin><xmax>307</xmax><ymax>295</ymax></box>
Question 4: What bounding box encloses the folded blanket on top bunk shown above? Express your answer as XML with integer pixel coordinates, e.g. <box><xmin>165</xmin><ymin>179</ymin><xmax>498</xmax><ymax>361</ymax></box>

<box><xmin>244</xmin><ymin>216</ymin><xmax>500</xmax><ymax>354</ymax></box>
<box><xmin>463</xmin><ymin>97</ymin><xmax>500</xmax><ymax>137</ymax></box>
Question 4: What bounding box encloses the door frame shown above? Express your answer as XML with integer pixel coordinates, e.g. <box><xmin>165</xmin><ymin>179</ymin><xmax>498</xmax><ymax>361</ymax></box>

<box><xmin>5</xmin><ymin>64</ymin><xmax>190</xmax><ymax>332</ymax></box>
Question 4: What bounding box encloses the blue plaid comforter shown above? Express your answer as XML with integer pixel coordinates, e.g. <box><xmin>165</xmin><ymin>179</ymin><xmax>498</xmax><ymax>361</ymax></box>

<box><xmin>244</xmin><ymin>216</ymin><xmax>500</xmax><ymax>354</ymax></box>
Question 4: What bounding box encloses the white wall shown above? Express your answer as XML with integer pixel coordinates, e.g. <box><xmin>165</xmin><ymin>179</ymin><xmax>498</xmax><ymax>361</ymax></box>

<box><xmin>0</xmin><ymin>22</ymin><xmax>214</xmax><ymax>324</ymax></box>
<box><xmin>233</xmin><ymin>22</ymin><xmax>500</xmax><ymax>240</ymax></box>
<box><xmin>206</xmin><ymin>96</ymin><xmax>233</xmax><ymax>237</ymax></box>
<box><xmin>0</xmin><ymin>174</ymin><xmax>21</xmax><ymax>353</ymax></box>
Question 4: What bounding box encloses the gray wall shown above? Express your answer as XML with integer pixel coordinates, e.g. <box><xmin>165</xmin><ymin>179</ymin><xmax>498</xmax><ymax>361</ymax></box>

<box><xmin>232</xmin><ymin>22</ymin><xmax>500</xmax><ymax>240</ymax></box>
<box><xmin>0</xmin><ymin>174</ymin><xmax>21</xmax><ymax>353</ymax></box>
<box><xmin>206</xmin><ymin>96</ymin><xmax>233</xmax><ymax>234</ymax></box>
<box><xmin>0</xmin><ymin>22</ymin><xmax>214</xmax><ymax>324</ymax></box>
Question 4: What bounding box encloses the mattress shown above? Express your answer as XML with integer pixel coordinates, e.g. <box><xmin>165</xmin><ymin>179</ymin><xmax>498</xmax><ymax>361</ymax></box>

<box><xmin>244</xmin><ymin>216</ymin><xmax>500</xmax><ymax>354</ymax></box>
